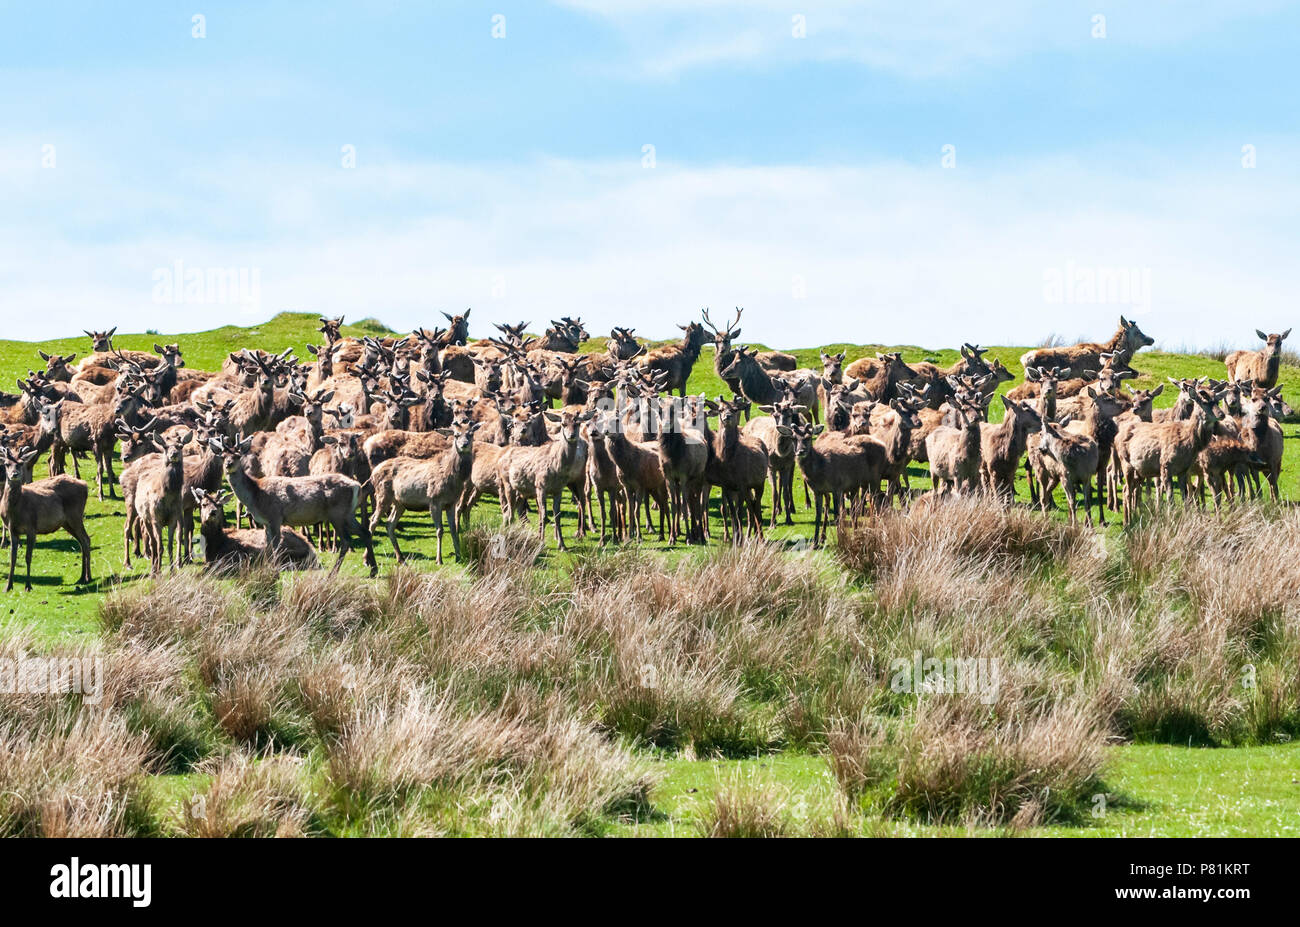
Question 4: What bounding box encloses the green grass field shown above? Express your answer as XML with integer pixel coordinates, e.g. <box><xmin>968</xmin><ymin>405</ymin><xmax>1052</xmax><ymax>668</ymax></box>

<box><xmin>2</xmin><ymin>312</ymin><xmax>1298</xmax><ymax>837</ymax></box>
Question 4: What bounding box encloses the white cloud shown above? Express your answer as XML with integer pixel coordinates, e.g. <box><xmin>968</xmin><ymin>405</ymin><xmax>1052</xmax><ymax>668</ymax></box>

<box><xmin>555</xmin><ymin>0</ymin><xmax>1290</xmax><ymax>79</ymax></box>
<box><xmin>2</xmin><ymin>147</ymin><xmax>1296</xmax><ymax>350</ymax></box>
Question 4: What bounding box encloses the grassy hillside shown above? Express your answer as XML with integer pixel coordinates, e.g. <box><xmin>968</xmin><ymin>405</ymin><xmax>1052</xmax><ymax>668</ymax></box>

<box><xmin>2</xmin><ymin>312</ymin><xmax>1298</xmax><ymax>839</ymax></box>
<box><xmin>0</xmin><ymin>311</ymin><xmax>1296</xmax><ymax>642</ymax></box>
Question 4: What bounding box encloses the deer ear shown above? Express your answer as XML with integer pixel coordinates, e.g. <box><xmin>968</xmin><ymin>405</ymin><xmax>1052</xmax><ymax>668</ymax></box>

<box><xmin>1150</xmin><ymin>384</ymin><xmax>1164</xmax><ymax>397</ymax></box>
<box><xmin>1257</xmin><ymin>329</ymin><xmax>1268</xmax><ymax>341</ymax></box>
<box><xmin>1282</xmin><ymin>328</ymin><xmax>1292</xmax><ymax>340</ymax></box>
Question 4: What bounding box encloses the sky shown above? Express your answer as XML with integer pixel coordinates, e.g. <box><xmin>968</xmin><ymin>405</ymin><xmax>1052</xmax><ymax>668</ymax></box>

<box><xmin>1</xmin><ymin>0</ymin><xmax>1297</xmax><ymax>348</ymax></box>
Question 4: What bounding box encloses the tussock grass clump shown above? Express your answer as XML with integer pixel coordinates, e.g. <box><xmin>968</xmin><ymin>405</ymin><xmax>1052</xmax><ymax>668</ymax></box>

<box><xmin>829</xmin><ymin>695</ymin><xmax>1106</xmax><ymax>826</ymax></box>
<box><xmin>196</xmin><ymin>611</ymin><xmax>309</xmax><ymax>746</ymax></box>
<box><xmin>324</xmin><ymin>691</ymin><xmax>652</xmax><ymax>833</ymax></box>
<box><xmin>277</xmin><ymin>570</ymin><xmax>383</xmax><ymax>639</ymax></box>
<box><xmin>838</xmin><ymin>496</ymin><xmax>1096</xmax><ymax>580</ymax></box>
<box><xmin>1110</xmin><ymin>506</ymin><xmax>1300</xmax><ymax>745</ymax></box>
<box><xmin>176</xmin><ymin>753</ymin><xmax>321</xmax><ymax>837</ymax></box>
<box><xmin>697</xmin><ymin>777</ymin><xmax>795</xmax><ymax>838</ymax></box>
<box><xmin>462</xmin><ymin>522</ymin><xmax>544</xmax><ymax>575</ymax></box>
<box><xmin>0</xmin><ymin>712</ymin><xmax>153</xmax><ymax>837</ymax></box>
<box><xmin>100</xmin><ymin>572</ymin><xmax>245</xmax><ymax>643</ymax></box>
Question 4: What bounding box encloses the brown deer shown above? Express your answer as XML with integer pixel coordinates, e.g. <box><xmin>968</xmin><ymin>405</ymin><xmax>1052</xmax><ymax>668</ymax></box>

<box><xmin>1</xmin><ymin>447</ymin><xmax>92</xmax><ymax>592</ymax></box>
<box><xmin>705</xmin><ymin>398</ymin><xmax>767</xmax><ymax>543</ymax></box>
<box><xmin>607</xmin><ymin>327</ymin><xmax>644</xmax><ymax>362</ymax></box>
<box><xmin>1019</xmin><ymin>316</ymin><xmax>1154</xmax><ymax>375</ymax></box>
<box><xmin>132</xmin><ymin>431</ymin><xmax>193</xmax><ymax>574</ymax></box>
<box><xmin>844</xmin><ymin>352</ymin><xmax>919</xmax><ymax>402</ymax></box>
<box><xmin>743</xmin><ymin>390</ymin><xmax>808</xmax><ymax>526</ymax></box>
<box><xmin>1117</xmin><ymin>387</ymin><xmax>1224</xmax><ymax>523</ymax></box>
<box><xmin>370</xmin><ymin>421</ymin><xmax>480</xmax><ymax>564</ymax></box>
<box><xmin>651</xmin><ymin>395</ymin><xmax>709</xmax><ymax>544</ymax></box>
<box><xmin>216</xmin><ymin>436</ymin><xmax>377</xmax><ymax>575</ymax></box>
<box><xmin>1238</xmin><ymin>393</ymin><xmax>1284</xmax><ymax>500</ymax></box>
<box><xmin>585</xmin><ymin>411</ymin><xmax>627</xmax><ymax>543</ymax></box>
<box><xmin>1224</xmin><ymin>329</ymin><xmax>1291</xmax><ymax>389</ymax></box>
<box><xmin>1036</xmin><ymin>420</ymin><xmax>1100</xmax><ymax>525</ymax></box>
<box><xmin>924</xmin><ymin>396</ymin><xmax>986</xmax><ymax>496</ymax></box>
<box><xmin>497</xmin><ymin>409</ymin><xmax>592</xmax><ymax>549</ymax></box>
<box><xmin>637</xmin><ymin>320</ymin><xmax>710</xmax><ymax>397</ymax></box>
<box><xmin>192</xmin><ymin>489</ymin><xmax>318</xmax><ymax>572</ymax></box>
<box><xmin>978</xmin><ymin>396</ymin><xmax>1042</xmax><ymax>501</ymax></box>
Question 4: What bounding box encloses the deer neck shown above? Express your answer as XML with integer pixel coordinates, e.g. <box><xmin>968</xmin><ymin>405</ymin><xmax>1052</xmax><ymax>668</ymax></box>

<box><xmin>0</xmin><ymin>480</ymin><xmax>14</xmax><ymax>521</ymax></box>
<box><xmin>199</xmin><ymin>514</ymin><xmax>225</xmax><ymax>551</ymax></box>
<box><xmin>226</xmin><ymin>465</ymin><xmax>265</xmax><ymax>515</ymax></box>
<box><xmin>739</xmin><ymin>364</ymin><xmax>777</xmax><ymax>403</ymax></box>
<box><xmin>1187</xmin><ymin>406</ymin><xmax>1217</xmax><ymax>446</ymax></box>
<box><xmin>799</xmin><ymin>446</ymin><xmax>828</xmax><ymax>482</ymax></box>
<box><xmin>713</xmin><ymin>423</ymin><xmax>739</xmax><ymax>461</ymax></box>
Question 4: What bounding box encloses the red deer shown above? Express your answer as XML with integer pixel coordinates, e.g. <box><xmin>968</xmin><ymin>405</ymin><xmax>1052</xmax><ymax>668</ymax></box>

<box><xmin>370</xmin><ymin>421</ymin><xmax>480</xmax><ymax>564</ymax></box>
<box><xmin>1019</xmin><ymin>316</ymin><xmax>1154</xmax><ymax>376</ymax></box>
<box><xmin>703</xmin><ymin>398</ymin><xmax>768</xmax><ymax>543</ymax></box>
<box><xmin>216</xmin><ymin>436</ymin><xmax>377</xmax><ymax>575</ymax></box>
<box><xmin>1</xmin><ymin>447</ymin><xmax>92</xmax><ymax>592</ymax></box>
<box><xmin>192</xmin><ymin>489</ymin><xmax>318</xmax><ymax>572</ymax></box>
<box><xmin>1117</xmin><ymin>387</ymin><xmax>1224</xmax><ymax>523</ymax></box>
<box><xmin>637</xmin><ymin>320</ymin><xmax>710</xmax><ymax>398</ymax></box>
<box><xmin>1036</xmin><ymin>420</ymin><xmax>1100</xmax><ymax>525</ymax></box>
<box><xmin>1224</xmin><ymin>329</ymin><xmax>1291</xmax><ymax>389</ymax></box>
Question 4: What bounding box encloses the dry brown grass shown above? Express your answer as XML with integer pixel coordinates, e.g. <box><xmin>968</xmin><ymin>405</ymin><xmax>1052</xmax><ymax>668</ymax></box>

<box><xmin>176</xmin><ymin>752</ymin><xmax>319</xmax><ymax>837</ymax></box>
<box><xmin>0</xmin><ymin>711</ymin><xmax>152</xmax><ymax>837</ymax></box>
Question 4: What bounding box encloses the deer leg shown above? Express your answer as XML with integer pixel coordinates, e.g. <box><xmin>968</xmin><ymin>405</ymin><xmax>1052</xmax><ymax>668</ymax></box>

<box><xmin>783</xmin><ymin>467</ymin><xmax>795</xmax><ymax>524</ymax></box>
<box><xmin>532</xmin><ymin>488</ymin><xmax>547</xmax><ymax>544</ymax></box>
<box><xmin>387</xmin><ymin>504</ymin><xmax>405</xmax><ymax>563</ymax></box>
<box><xmin>74</xmin><ymin>522</ymin><xmax>92</xmax><ymax>584</ymax></box>
<box><xmin>103</xmin><ymin>447</ymin><xmax>116</xmax><ymax>499</ymax></box>
<box><xmin>358</xmin><ymin>516</ymin><xmax>377</xmax><ymax>576</ymax></box>
<box><xmin>6</xmin><ymin>527</ymin><xmax>17</xmax><ymax>592</ymax></box>
<box><xmin>431</xmin><ymin>503</ymin><xmax>443</xmax><ymax>565</ymax></box>
<box><xmin>596</xmin><ymin>490</ymin><xmax>607</xmax><ymax>543</ymax></box>
<box><xmin>24</xmin><ymin>532</ymin><xmax>36</xmax><ymax>591</ymax></box>
<box><xmin>448</xmin><ymin>503</ymin><xmax>464</xmax><ymax>561</ymax></box>
<box><xmin>553</xmin><ymin>491</ymin><xmax>566</xmax><ymax>550</ymax></box>
<box><xmin>123</xmin><ymin>511</ymin><xmax>134</xmax><ymax>568</ymax></box>
<box><xmin>330</xmin><ymin>520</ymin><xmax>350</xmax><ymax>574</ymax></box>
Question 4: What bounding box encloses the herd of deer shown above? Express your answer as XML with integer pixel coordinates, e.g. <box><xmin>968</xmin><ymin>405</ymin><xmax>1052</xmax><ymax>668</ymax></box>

<box><xmin>0</xmin><ymin>312</ymin><xmax>1292</xmax><ymax>591</ymax></box>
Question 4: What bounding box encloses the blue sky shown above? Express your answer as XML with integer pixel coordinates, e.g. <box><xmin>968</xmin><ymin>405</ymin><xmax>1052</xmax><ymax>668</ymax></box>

<box><xmin>2</xmin><ymin>1</ymin><xmax>1297</xmax><ymax>346</ymax></box>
